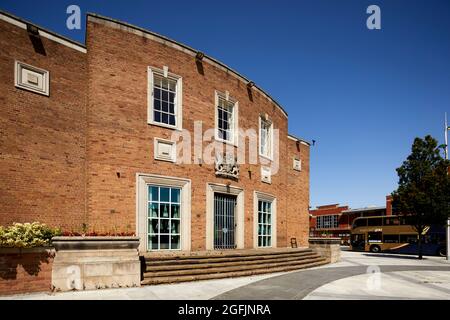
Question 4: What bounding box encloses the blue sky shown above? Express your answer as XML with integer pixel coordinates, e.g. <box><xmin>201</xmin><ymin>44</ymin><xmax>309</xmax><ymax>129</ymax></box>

<box><xmin>2</xmin><ymin>0</ymin><xmax>449</xmax><ymax>209</ymax></box>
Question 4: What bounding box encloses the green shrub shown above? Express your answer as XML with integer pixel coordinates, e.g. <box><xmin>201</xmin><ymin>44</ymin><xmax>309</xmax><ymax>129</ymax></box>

<box><xmin>0</xmin><ymin>222</ymin><xmax>61</xmax><ymax>248</ymax></box>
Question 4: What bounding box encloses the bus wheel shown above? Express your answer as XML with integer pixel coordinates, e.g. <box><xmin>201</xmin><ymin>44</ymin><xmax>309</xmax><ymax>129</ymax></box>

<box><xmin>438</xmin><ymin>247</ymin><xmax>446</xmax><ymax>257</ymax></box>
<box><xmin>370</xmin><ymin>245</ymin><xmax>381</xmax><ymax>253</ymax></box>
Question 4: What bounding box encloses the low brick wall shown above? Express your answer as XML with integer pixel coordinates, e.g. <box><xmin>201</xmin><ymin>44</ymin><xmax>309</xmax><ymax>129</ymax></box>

<box><xmin>52</xmin><ymin>236</ymin><xmax>141</xmax><ymax>291</ymax></box>
<box><xmin>0</xmin><ymin>247</ymin><xmax>55</xmax><ymax>296</ymax></box>
<box><xmin>309</xmin><ymin>237</ymin><xmax>341</xmax><ymax>263</ymax></box>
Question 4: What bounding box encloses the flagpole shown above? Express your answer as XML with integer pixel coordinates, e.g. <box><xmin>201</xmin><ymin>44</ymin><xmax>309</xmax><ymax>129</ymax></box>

<box><xmin>445</xmin><ymin>112</ymin><xmax>448</xmax><ymax>160</ymax></box>
<box><xmin>445</xmin><ymin>112</ymin><xmax>449</xmax><ymax>261</ymax></box>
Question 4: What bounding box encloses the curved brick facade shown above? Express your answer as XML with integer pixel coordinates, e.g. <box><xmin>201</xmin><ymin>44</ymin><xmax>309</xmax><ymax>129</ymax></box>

<box><xmin>0</xmin><ymin>11</ymin><xmax>310</xmax><ymax>252</ymax></box>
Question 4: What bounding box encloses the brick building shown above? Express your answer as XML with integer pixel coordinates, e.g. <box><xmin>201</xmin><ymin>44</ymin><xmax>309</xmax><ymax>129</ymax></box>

<box><xmin>0</xmin><ymin>11</ymin><xmax>310</xmax><ymax>253</ymax></box>
<box><xmin>309</xmin><ymin>196</ymin><xmax>393</xmax><ymax>245</ymax></box>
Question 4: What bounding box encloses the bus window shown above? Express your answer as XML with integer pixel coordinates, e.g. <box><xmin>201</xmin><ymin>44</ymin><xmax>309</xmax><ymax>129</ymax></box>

<box><xmin>368</xmin><ymin>231</ymin><xmax>382</xmax><ymax>243</ymax></box>
<box><xmin>368</xmin><ymin>218</ymin><xmax>382</xmax><ymax>226</ymax></box>
<box><xmin>353</xmin><ymin>218</ymin><xmax>367</xmax><ymax>228</ymax></box>
<box><xmin>400</xmin><ymin>234</ymin><xmax>418</xmax><ymax>244</ymax></box>
<box><xmin>383</xmin><ymin>234</ymin><xmax>399</xmax><ymax>243</ymax></box>
<box><xmin>384</xmin><ymin>217</ymin><xmax>400</xmax><ymax>226</ymax></box>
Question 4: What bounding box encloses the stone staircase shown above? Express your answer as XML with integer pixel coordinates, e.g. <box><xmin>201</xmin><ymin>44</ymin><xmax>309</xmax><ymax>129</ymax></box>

<box><xmin>141</xmin><ymin>248</ymin><xmax>328</xmax><ymax>285</ymax></box>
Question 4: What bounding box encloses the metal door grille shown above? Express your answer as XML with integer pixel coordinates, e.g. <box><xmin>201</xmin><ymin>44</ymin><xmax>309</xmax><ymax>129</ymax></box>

<box><xmin>214</xmin><ymin>193</ymin><xmax>237</xmax><ymax>249</ymax></box>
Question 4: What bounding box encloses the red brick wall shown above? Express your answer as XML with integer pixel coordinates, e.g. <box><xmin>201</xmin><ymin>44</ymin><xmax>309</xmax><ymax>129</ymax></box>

<box><xmin>0</xmin><ymin>248</ymin><xmax>54</xmax><ymax>295</ymax></box>
<box><xmin>0</xmin><ymin>19</ymin><xmax>87</xmax><ymax>231</ymax></box>
<box><xmin>85</xmin><ymin>17</ymin><xmax>309</xmax><ymax>249</ymax></box>
<box><xmin>309</xmin><ymin>204</ymin><xmax>350</xmax><ymax>237</ymax></box>
<box><xmin>0</xmin><ymin>13</ymin><xmax>310</xmax><ymax>251</ymax></box>
<box><xmin>386</xmin><ymin>195</ymin><xmax>393</xmax><ymax>216</ymax></box>
<box><xmin>286</xmin><ymin>139</ymin><xmax>310</xmax><ymax>247</ymax></box>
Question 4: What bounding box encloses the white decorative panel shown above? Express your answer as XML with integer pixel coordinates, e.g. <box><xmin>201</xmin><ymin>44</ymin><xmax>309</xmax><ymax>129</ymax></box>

<box><xmin>293</xmin><ymin>158</ymin><xmax>302</xmax><ymax>171</ymax></box>
<box><xmin>154</xmin><ymin>138</ymin><xmax>176</xmax><ymax>162</ymax></box>
<box><xmin>14</xmin><ymin>61</ymin><xmax>49</xmax><ymax>96</ymax></box>
<box><xmin>261</xmin><ymin>166</ymin><xmax>271</xmax><ymax>184</ymax></box>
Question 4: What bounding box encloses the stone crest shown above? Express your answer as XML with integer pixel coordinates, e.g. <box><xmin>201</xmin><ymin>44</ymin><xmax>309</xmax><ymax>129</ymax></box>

<box><xmin>215</xmin><ymin>153</ymin><xmax>239</xmax><ymax>179</ymax></box>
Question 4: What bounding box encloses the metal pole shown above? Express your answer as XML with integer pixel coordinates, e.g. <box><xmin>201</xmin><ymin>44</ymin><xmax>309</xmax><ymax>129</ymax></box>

<box><xmin>445</xmin><ymin>113</ymin><xmax>449</xmax><ymax>261</ymax></box>
<box><xmin>445</xmin><ymin>112</ymin><xmax>448</xmax><ymax>160</ymax></box>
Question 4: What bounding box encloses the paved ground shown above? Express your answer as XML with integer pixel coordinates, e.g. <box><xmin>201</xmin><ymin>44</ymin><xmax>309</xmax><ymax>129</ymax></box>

<box><xmin>2</xmin><ymin>250</ymin><xmax>449</xmax><ymax>300</ymax></box>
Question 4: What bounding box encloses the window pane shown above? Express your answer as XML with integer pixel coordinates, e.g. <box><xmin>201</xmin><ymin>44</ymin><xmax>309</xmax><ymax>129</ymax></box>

<box><xmin>148</xmin><ymin>219</ymin><xmax>158</xmax><ymax>234</ymax></box>
<box><xmin>154</xmin><ymin>99</ymin><xmax>161</xmax><ymax>110</ymax></box>
<box><xmin>160</xmin><ymin>203</ymin><xmax>170</xmax><ymax>218</ymax></box>
<box><xmin>154</xmin><ymin>111</ymin><xmax>161</xmax><ymax>122</ymax></box>
<box><xmin>160</xmin><ymin>188</ymin><xmax>169</xmax><ymax>202</ymax></box>
<box><xmin>162</xmin><ymin>113</ymin><xmax>168</xmax><ymax>124</ymax></box>
<box><xmin>149</xmin><ymin>186</ymin><xmax>158</xmax><ymax>202</ymax></box>
<box><xmin>162</xmin><ymin>101</ymin><xmax>168</xmax><ymax>112</ymax></box>
<box><xmin>148</xmin><ymin>203</ymin><xmax>158</xmax><ymax>218</ymax></box>
<box><xmin>368</xmin><ymin>218</ymin><xmax>382</xmax><ymax>226</ymax></box>
<box><xmin>154</xmin><ymin>88</ymin><xmax>161</xmax><ymax>99</ymax></box>
<box><xmin>383</xmin><ymin>234</ymin><xmax>399</xmax><ymax>243</ymax></box>
<box><xmin>171</xmin><ymin>235</ymin><xmax>180</xmax><ymax>249</ymax></box>
<box><xmin>400</xmin><ymin>234</ymin><xmax>418</xmax><ymax>244</ymax></box>
<box><xmin>169</xmin><ymin>103</ymin><xmax>175</xmax><ymax>114</ymax></box>
<box><xmin>150</xmin><ymin>235</ymin><xmax>158</xmax><ymax>250</ymax></box>
<box><xmin>171</xmin><ymin>220</ymin><xmax>180</xmax><ymax>234</ymax></box>
<box><xmin>368</xmin><ymin>232</ymin><xmax>382</xmax><ymax>242</ymax></box>
<box><xmin>160</xmin><ymin>219</ymin><xmax>169</xmax><ymax>233</ymax></box>
<box><xmin>171</xmin><ymin>188</ymin><xmax>180</xmax><ymax>203</ymax></box>
<box><xmin>160</xmin><ymin>235</ymin><xmax>169</xmax><ymax>249</ymax></box>
<box><xmin>161</xmin><ymin>78</ymin><xmax>168</xmax><ymax>89</ymax></box>
<box><xmin>169</xmin><ymin>81</ymin><xmax>176</xmax><ymax>92</ymax></box>
<box><xmin>171</xmin><ymin>204</ymin><xmax>180</xmax><ymax>218</ymax></box>
<box><xmin>169</xmin><ymin>114</ymin><xmax>175</xmax><ymax>126</ymax></box>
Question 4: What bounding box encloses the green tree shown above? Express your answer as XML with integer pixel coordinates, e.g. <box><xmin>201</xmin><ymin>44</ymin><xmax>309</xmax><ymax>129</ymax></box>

<box><xmin>391</xmin><ymin>135</ymin><xmax>450</xmax><ymax>259</ymax></box>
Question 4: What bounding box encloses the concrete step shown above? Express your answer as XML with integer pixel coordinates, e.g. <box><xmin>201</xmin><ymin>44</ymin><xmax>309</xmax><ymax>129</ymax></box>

<box><xmin>141</xmin><ymin>259</ymin><xmax>328</xmax><ymax>285</ymax></box>
<box><xmin>143</xmin><ymin>248</ymin><xmax>312</xmax><ymax>262</ymax></box>
<box><xmin>145</xmin><ymin>250</ymin><xmax>315</xmax><ymax>266</ymax></box>
<box><xmin>145</xmin><ymin>252</ymin><xmax>321</xmax><ymax>272</ymax></box>
<box><xmin>144</xmin><ymin>256</ymin><xmax>326</xmax><ymax>277</ymax></box>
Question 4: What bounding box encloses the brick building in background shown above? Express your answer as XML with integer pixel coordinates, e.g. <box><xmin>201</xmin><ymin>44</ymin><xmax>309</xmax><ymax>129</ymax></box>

<box><xmin>0</xmin><ymin>11</ymin><xmax>311</xmax><ymax>253</ymax></box>
<box><xmin>310</xmin><ymin>196</ymin><xmax>393</xmax><ymax>245</ymax></box>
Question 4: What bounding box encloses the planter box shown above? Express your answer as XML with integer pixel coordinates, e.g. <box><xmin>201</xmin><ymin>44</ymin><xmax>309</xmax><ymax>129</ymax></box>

<box><xmin>309</xmin><ymin>237</ymin><xmax>341</xmax><ymax>263</ymax></box>
<box><xmin>0</xmin><ymin>247</ymin><xmax>55</xmax><ymax>296</ymax></box>
<box><xmin>51</xmin><ymin>236</ymin><xmax>140</xmax><ymax>292</ymax></box>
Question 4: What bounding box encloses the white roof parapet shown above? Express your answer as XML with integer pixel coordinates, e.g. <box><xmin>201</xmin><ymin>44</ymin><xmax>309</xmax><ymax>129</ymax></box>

<box><xmin>0</xmin><ymin>10</ymin><xmax>86</xmax><ymax>53</ymax></box>
<box><xmin>287</xmin><ymin>134</ymin><xmax>311</xmax><ymax>146</ymax></box>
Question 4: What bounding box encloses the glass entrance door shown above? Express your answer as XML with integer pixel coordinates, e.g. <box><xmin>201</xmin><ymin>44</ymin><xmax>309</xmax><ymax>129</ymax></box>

<box><xmin>214</xmin><ymin>193</ymin><xmax>237</xmax><ymax>249</ymax></box>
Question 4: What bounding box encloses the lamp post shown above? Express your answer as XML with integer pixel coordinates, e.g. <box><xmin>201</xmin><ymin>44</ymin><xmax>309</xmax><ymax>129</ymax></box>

<box><xmin>445</xmin><ymin>113</ymin><xmax>450</xmax><ymax>261</ymax></box>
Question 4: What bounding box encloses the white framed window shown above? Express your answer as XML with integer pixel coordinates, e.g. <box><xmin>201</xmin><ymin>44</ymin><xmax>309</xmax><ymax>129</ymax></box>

<box><xmin>215</xmin><ymin>91</ymin><xmax>238</xmax><ymax>145</ymax></box>
<box><xmin>147</xmin><ymin>66</ymin><xmax>182</xmax><ymax>130</ymax></box>
<box><xmin>253</xmin><ymin>191</ymin><xmax>277</xmax><ymax>248</ymax></box>
<box><xmin>137</xmin><ymin>174</ymin><xmax>191</xmax><ymax>252</ymax></box>
<box><xmin>148</xmin><ymin>185</ymin><xmax>181</xmax><ymax>250</ymax></box>
<box><xmin>259</xmin><ymin>116</ymin><xmax>273</xmax><ymax>159</ymax></box>
<box><xmin>257</xmin><ymin>200</ymin><xmax>272</xmax><ymax>247</ymax></box>
<box><xmin>14</xmin><ymin>61</ymin><xmax>49</xmax><ymax>96</ymax></box>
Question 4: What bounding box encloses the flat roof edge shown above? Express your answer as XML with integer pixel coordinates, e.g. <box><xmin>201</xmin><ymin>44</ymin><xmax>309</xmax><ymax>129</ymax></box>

<box><xmin>341</xmin><ymin>206</ymin><xmax>386</xmax><ymax>214</ymax></box>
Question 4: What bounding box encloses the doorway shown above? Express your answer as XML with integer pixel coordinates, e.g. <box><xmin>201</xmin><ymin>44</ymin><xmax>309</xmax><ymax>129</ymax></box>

<box><xmin>214</xmin><ymin>193</ymin><xmax>237</xmax><ymax>249</ymax></box>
